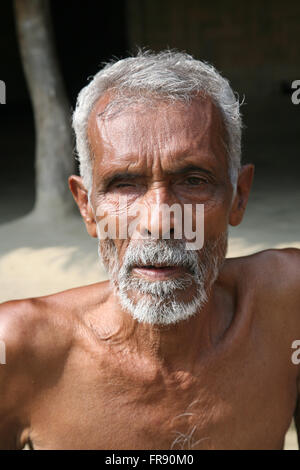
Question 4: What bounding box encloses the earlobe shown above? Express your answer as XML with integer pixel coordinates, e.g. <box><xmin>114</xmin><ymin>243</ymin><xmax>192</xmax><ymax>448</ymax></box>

<box><xmin>229</xmin><ymin>194</ymin><xmax>243</xmax><ymax>226</ymax></box>
<box><xmin>68</xmin><ymin>175</ymin><xmax>98</xmax><ymax>238</ymax></box>
<box><xmin>229</xmin><ymin>164</ymin><xmax>255</xmax><ymax>227</ymax></box>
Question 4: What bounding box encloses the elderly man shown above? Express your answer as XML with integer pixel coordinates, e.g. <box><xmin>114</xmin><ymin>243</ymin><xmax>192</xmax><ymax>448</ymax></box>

<box><xmin>0</xmin><ymin>50</ymin><xmax>300</xmax><ymax>450</ymax></box>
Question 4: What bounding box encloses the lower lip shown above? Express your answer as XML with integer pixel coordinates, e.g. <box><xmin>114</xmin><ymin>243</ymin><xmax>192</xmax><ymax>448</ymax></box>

<box><xmin>132</xmin><ymin>266</ymin><xmax>185</xmax><ymax>279</ymax></box>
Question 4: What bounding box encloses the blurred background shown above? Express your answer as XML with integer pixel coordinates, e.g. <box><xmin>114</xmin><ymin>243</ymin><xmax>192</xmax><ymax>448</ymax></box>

<box><xmin>0</xmin><ymin>0</ymin><xmax>299</xmax><ymax>449</ymax></box>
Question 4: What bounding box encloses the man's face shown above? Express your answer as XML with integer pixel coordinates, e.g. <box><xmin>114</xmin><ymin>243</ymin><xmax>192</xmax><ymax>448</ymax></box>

<box><xmin>81</xmin><ymin>94</ymin><xmax>238</xmax><ymax>324</ymax></box>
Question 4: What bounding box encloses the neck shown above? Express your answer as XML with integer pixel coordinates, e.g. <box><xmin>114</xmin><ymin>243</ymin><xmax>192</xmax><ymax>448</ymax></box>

<box><xmin>97</xmin><ymin>286</ymin><xmax>226</xmax><ymax>372</ymax></box>
<box><xmin>124</xmin><ymin>309</ymin><xmax>213</xmax><ymax>371</ymax></box>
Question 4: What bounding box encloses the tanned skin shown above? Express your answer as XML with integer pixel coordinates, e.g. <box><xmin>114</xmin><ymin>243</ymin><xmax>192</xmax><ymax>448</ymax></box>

<box><xmin>0</xmin><ymin>94</ymin><xmax>300</xmax><ymax>450</ymax></box>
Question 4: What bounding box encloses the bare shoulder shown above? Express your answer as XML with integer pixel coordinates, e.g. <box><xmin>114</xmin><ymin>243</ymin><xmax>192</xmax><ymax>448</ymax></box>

<box><xmin>0</xmin><ymin>297</ymin><xmax>70</xmax><ymax>377</ymax></box>
<box><xmin>224</xmin><ymin>247</ymin><xmax>300</xmax><ymax>289</ymax></box>
<box><xmin>223</xmin><ymin>247</ymin><xmax>300</xmax><ymax>330</ymax></box>
<box><xmin>0</xmin><ymin>281</ymin><xmax>110</xmax><ymax>379</ymax></box>
<box><xmin>0</xmin><ymin>280</ymin><xmax>111</xmax><ymax>364</ymax></box>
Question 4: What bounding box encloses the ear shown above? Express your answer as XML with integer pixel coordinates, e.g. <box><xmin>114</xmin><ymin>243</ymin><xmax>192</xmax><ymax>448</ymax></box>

<box><xmin>229</xmin><ymin>164</ymin><xmax>255</xmax><ymax>226</ymax></box>
<box><xmin>68</xmin><ymin>175</ymin><xmax>97</xmax><ymax>238</ymax></box>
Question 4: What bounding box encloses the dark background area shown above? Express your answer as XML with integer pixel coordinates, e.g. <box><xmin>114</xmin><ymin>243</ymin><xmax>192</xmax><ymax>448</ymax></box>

<box><xmin>0</xmin><ymin>0</ymin><xmax>299</xmax><ymax>223</ymax></box>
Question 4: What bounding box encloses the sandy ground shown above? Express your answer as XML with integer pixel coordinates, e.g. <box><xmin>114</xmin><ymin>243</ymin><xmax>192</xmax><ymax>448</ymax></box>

<box><xmin>0</xmin><ymin>171</ymin><xmax>299</xmax><ymax>449</ymax></box>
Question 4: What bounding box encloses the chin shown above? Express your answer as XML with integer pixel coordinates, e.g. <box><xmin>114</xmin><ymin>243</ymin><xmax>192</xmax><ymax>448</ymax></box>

<box><xmin>117</xmin><ymin>287</ymin><xmax>208</xmax><ymax>326</ymax></box>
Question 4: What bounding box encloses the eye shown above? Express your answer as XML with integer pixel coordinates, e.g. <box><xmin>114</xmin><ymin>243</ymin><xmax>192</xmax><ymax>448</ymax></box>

<box><xmin>115</xmin><ymin>183</ymin><xmax>135</xmax><ymax>188</ymax></box>
<box><xmin>185</xmin><ymin>176</ymin><xmax>208</xmax><ymax>186</ymax></box>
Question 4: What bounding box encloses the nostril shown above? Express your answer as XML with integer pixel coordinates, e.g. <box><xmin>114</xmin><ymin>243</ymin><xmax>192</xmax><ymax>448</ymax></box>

<box><xmin>141</xmin><ymin>227</ymin><xmax>175</xmax><ymax>239</ymax></box>
<box><xmin>162</xmin><ymin>227</ymin><xmax>175</xmax><ymax>239</ymax></box>
<box><xmin>142</xmin><ymin>228</ymin><xmax>152</xmax><ymax>237</ymax></box>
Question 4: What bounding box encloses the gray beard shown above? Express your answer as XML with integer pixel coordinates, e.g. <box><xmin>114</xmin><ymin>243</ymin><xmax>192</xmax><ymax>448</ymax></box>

<box><xmin>97</xmin><ymin>234</ymin><xmax>228</xmax><ymax>326</ymax></box>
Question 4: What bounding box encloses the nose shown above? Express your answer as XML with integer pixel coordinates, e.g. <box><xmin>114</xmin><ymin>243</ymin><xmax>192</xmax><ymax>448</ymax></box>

<box><xmin>140</xmin><ymin>203</ymin><xmax>176</xmax><ymax>239</ymax></box>
<box><xmin>131</xmin><ymin>187</ymin><xmax>179</xmax><ymax>241</ymax></box>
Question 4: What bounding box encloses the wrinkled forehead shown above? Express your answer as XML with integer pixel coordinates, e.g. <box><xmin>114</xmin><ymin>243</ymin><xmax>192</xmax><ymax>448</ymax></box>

<box><xmin>87</xmin><ymin>91</ymin><xmax>228</xmax><ymax>173</ymax></box>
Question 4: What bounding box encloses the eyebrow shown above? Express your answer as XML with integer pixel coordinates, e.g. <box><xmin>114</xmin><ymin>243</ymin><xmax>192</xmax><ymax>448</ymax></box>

<box><xmin>100</xmin><ymin>165</ymin><xmax>214</xmax><ymax>189</ymax></box>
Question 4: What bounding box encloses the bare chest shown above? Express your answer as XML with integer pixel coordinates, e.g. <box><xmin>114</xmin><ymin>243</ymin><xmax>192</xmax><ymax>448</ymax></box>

<box><xmin>27</xmin><ymin>340</ymin><xmax>297</xmax><ymax>450</ymax></box>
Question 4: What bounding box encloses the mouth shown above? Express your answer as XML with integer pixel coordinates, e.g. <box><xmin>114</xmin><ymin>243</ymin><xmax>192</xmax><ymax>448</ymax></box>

<box><xmin>131</xmin><ymin>263</ymin><xmax>187</xmax><ymax>280</ymax></box>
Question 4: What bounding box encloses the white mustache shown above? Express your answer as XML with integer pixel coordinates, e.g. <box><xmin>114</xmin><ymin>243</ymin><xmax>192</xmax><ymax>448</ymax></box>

<box><xmin>97</xmin><ymin>232</ymin><xmax>228</xmax><ymax>325</ymax></box>
<box><xmin>120</xmin><ymin>239</ymin><xmax>199</xmax><ymax>277</ymax></box>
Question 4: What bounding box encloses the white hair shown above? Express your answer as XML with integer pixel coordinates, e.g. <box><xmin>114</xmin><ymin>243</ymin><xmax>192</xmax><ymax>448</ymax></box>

<box><xmin>72</xmin><ymin>49</ymin><xmax>242</xmax><ymax>195</ymax></box>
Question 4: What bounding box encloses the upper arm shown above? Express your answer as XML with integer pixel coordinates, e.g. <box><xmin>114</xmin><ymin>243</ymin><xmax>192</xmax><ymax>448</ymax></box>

<box><xmin>255</xmin><ymin>248</ymin><xmax>300</xmax><ymax>445</ymax></box>
<box><xmin>0</xmin><ymin>299</ymin><xmax>36</xmax><ymax>449</ymax></box>
<box><xmin>294</xmin><ymin>377</ymin><xmax>300</xmax><ymax>449</ymax></box>
<box><xmin>280</xmin><ymin>248</ymin><xmax>300</xmax><ymax>447</ymax></box>
<box><xmin>0</xmin><ymin>294</ymin><xmax>74</xmax><ymax>449</ymax></box>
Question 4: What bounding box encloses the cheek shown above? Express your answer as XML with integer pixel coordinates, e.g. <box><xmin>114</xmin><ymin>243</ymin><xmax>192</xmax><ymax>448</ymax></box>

<box><xmin>203</xmin><ymin>198</ymin><xmax>231</xmax><ymax>239</ymax></box>
<box><xmin>95</xmin><ymin>195</ymin><xmax>149</xmax><ymax>242</ymax></box>
<box><xmin>93</xmin><ymin>197</ymin><xmax>128</xmax><ymax>238</ymax></box>
<box><xmin>95</xmin><ymin>193</ymin><xmax>139</xmax><ymax>219</ymax></box>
